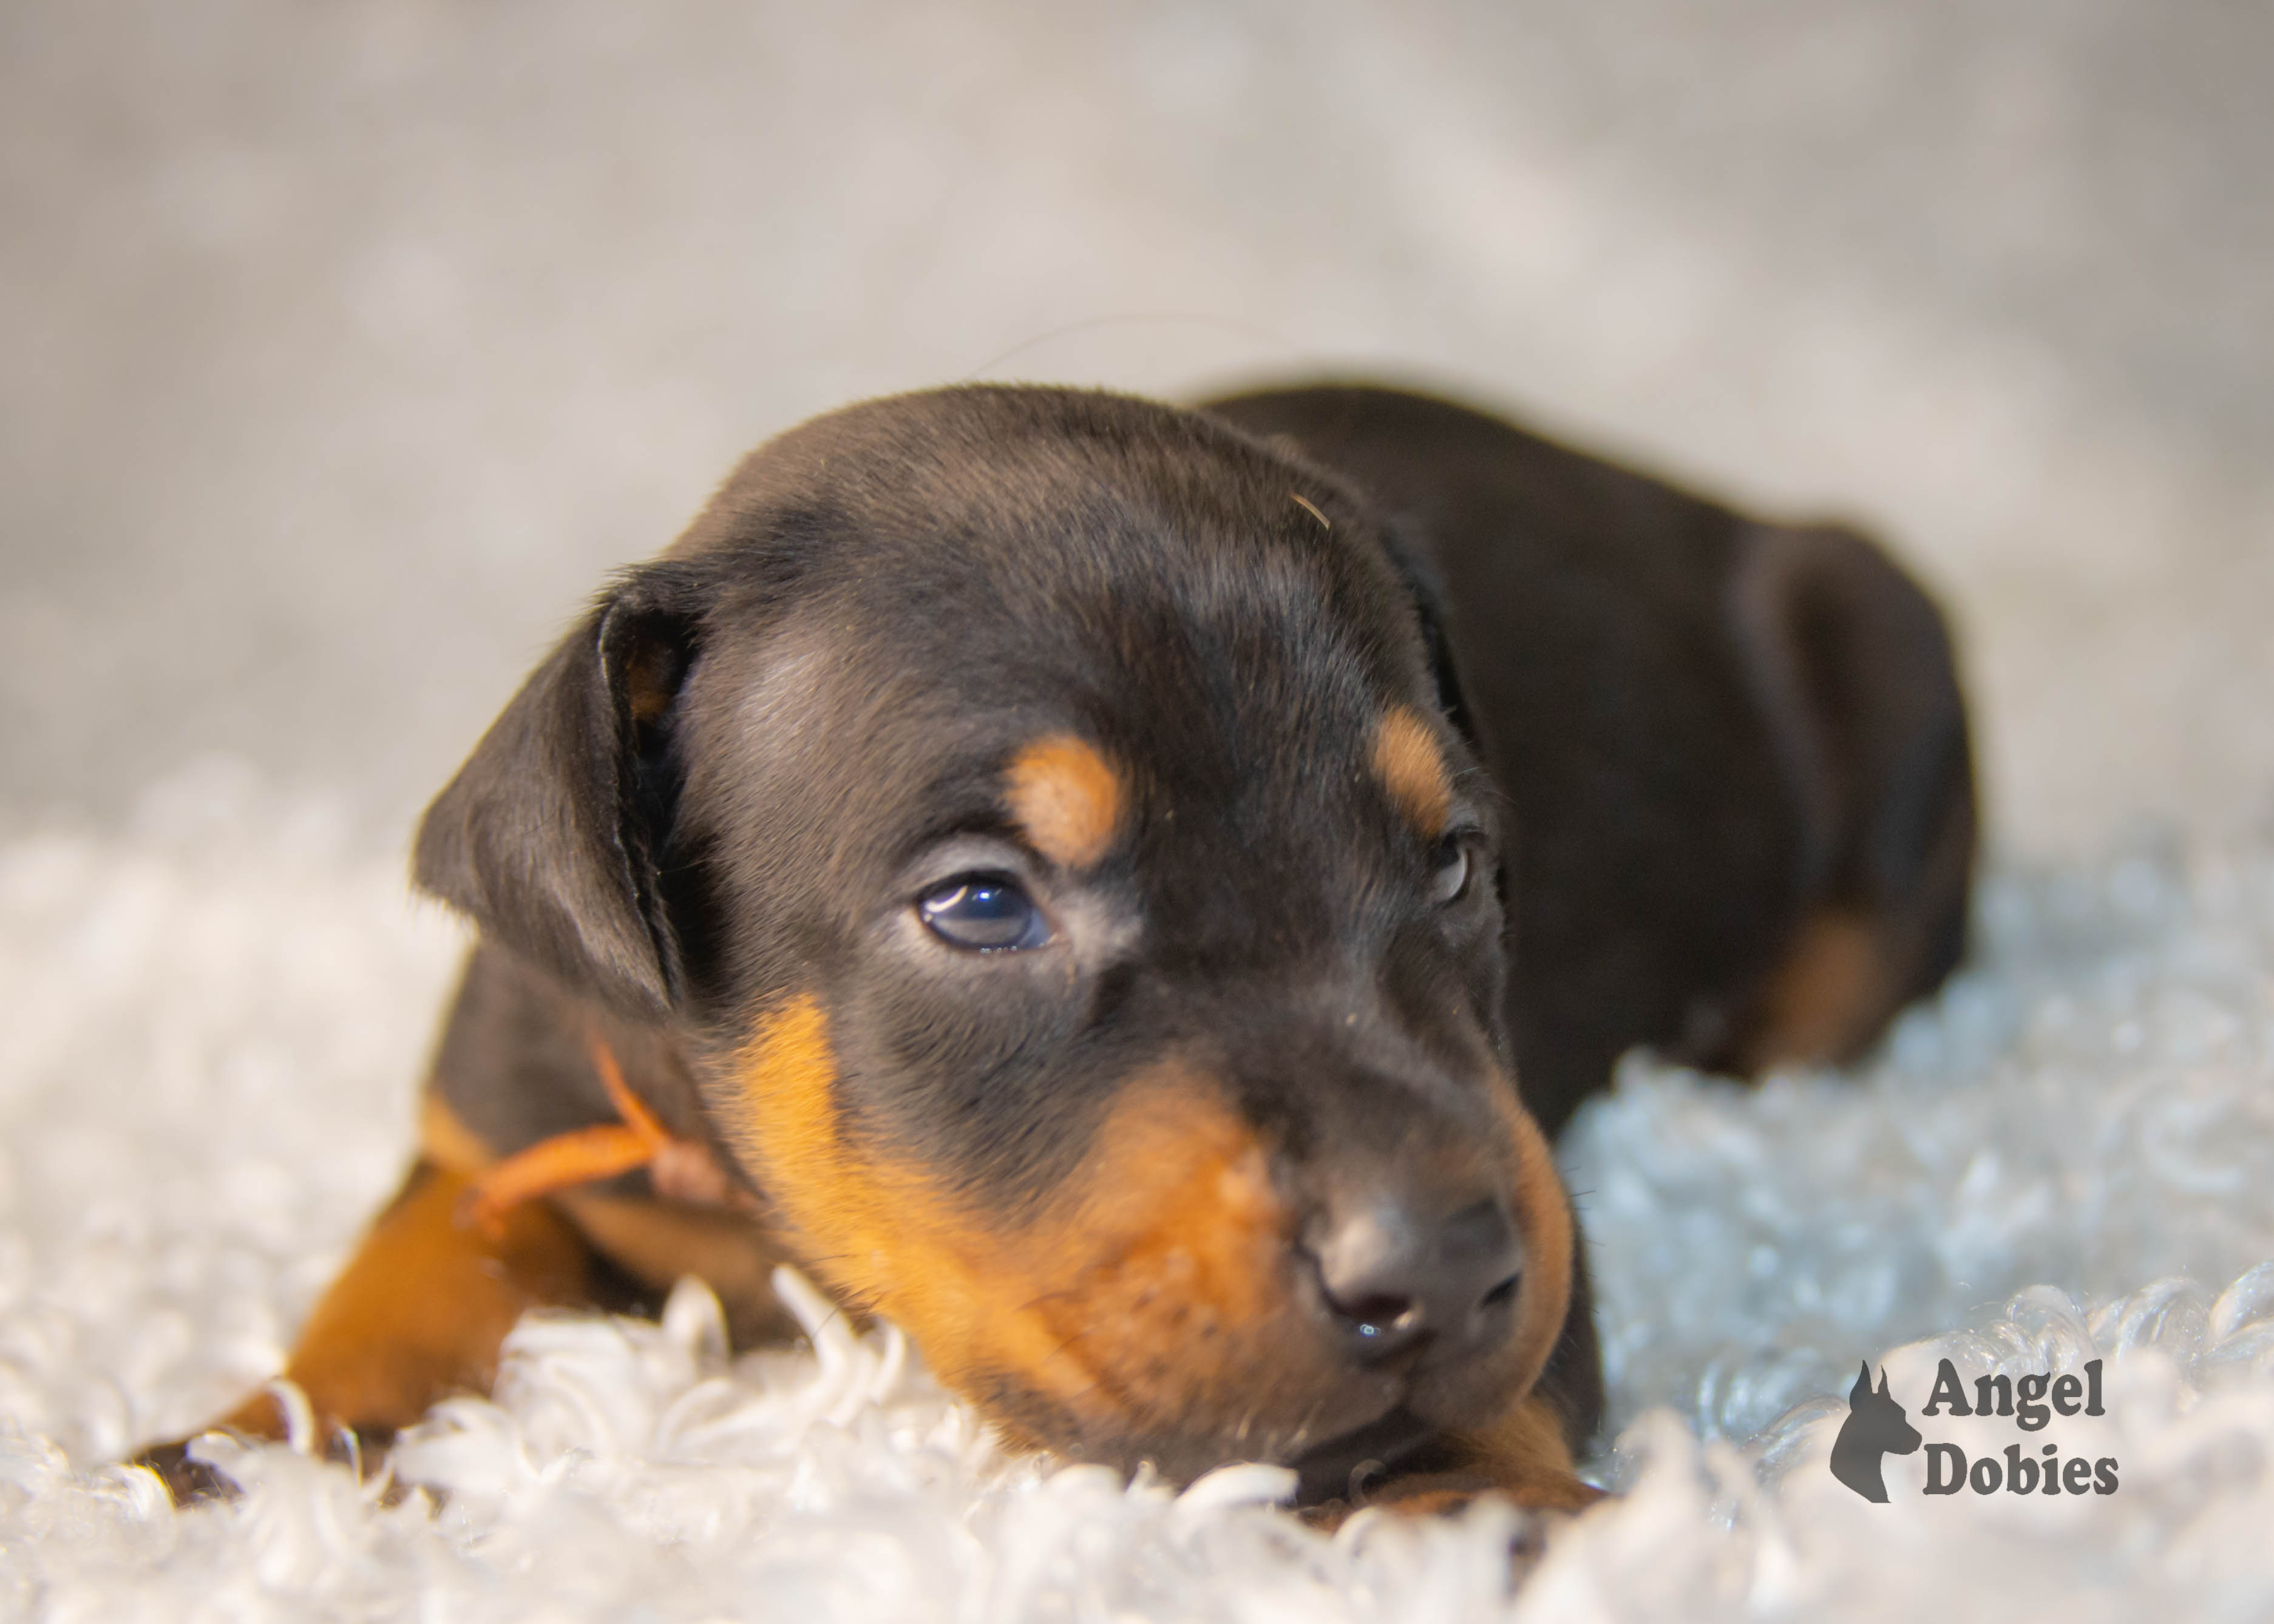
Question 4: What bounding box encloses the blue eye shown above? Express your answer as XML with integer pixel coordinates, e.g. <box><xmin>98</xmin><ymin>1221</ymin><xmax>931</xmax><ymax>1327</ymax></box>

<box><xmin>917</xmin><ymin>875</ymin><xmax>1052</xmax><ymax>951</ymax></box>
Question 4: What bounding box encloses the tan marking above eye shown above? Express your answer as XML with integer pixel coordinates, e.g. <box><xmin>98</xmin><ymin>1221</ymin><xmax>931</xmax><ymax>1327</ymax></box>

<box><xmin>1371</xmin><ymin>706</ymin><xmax>1453</xmax><ymax>838</ymax></box>
<box><xmin>1005</xmin><ymin>732</ymin><xmax>1124</xmax><ymax>868</ymax></box>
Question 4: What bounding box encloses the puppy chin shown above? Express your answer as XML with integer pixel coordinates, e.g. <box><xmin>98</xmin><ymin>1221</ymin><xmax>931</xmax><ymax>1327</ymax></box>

<box><xmin>1094</xmin><ymin>1390</ymin><xmax>1411</xmax><ymax>1490</ymax></box>
<box><xmin>1034</xmin><ymin>1330</ymin><xmax>1537</xmax><ymax>1495</ymax></box>
<box><xmin>976</xmin><ymin>1347</ymin><xmax>1408</xmax><ymax>1488</ymax></box>
<box><xmin>1407</xmin><ymin>1350</ymin><xmax>1529</xmax><ymax>1435</ymax></box>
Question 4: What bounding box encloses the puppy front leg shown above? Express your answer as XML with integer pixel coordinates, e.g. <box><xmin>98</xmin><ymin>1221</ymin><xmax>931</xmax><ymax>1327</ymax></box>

<box><xmin>137</xmin><ymin>1158</ymin><xmax>589</xmax><ymax>1501</ymax></box>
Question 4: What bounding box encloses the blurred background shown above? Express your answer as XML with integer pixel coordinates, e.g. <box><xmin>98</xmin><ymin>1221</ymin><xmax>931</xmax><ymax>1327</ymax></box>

<box><xmin>4</xmin><ymin>0</ymin><xmax>2269</xmax><ymax>856</ymax></box>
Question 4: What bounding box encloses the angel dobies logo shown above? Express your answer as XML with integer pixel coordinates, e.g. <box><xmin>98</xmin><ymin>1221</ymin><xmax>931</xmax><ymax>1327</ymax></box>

<box><xmin>1829</xmin><ymin>1363</ymin><xmax>1920</xmax><ymax>1501</ymax></box>
<box><xmin>1831</xmin><ymin>1359</ymin><xmax>2120</xmax><ymax>1501</ymax></box>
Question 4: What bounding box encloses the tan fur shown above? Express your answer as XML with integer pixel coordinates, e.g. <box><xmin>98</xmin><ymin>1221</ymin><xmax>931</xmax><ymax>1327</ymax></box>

<box><xmin>220</xmin><ymin>1163</ymin><xmax>588</xmax><ymax>1444</ymax></box>
<box><xmin>1005</xmin><ymin>733</ymin><xmax>1124</xmax><ymax>868</ymax></box>
<box><xmin>622</xmin><ymin>638</ymin><xmax>682</xmax><ymax>725</ymax></box>
<box><xmin>554</xmin><ymin>1188</ymin><xmax>802</xmax><ymax>1346</ymax></box>
<box><xmin>1738</xmin><ymin>908</ymin><xmax>1896</xmax><ymax>1071</ymax></box>
<box><xmin>1377</xmin><ymin>1393</ymin><xmax>1602</xmax><ymax>1516</ymax></box>
<box><xmin>727</xmin><ymin>997</ymin><xmax>1398</xmax><ymax>1460</ymax></box>
<box><xmin>418</xmin><ymin>1094</ymin><xmax>496</xmax><ymax>1176</ymax></box>
<box><xmin>1371</xmin><ymin>707</ymin><xmax>1452</xmax><ymax>837</ymax></box>
<box><xmin>1460</xmin><ymin>1394</ymin><xmax>1589</xmax><ymax>1499</ymax></box>
<box><xmin>1498</xmin><ymin>1089</ymin><xmax>1578</xmax><ymax>1403</ymax></box>
<box><xmin>725</xmin><ymin>995</ymin><xmax>1287</xmax><ymax>1412</ymax></box>
<box><xmin>728</xmin><ymin>994</ymin><xmax>1573</xmax><ymax>1470</ymax></box>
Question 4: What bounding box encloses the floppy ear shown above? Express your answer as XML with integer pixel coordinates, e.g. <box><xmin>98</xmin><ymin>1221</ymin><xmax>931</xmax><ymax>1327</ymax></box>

<box><xmin>1729</xmin><ymin>521</ymin><xmax>1979</xmax><ymax>1015</ymax></box>
<box><xmin>414</xmin><ymin>563</ymin><xmax>710</xmax><ymax>1020</ymax></box>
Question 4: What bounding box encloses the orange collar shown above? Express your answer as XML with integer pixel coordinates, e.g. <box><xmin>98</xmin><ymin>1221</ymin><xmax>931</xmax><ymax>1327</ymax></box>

<box><xmin>460</xmin><ymin>1034</ymin><xmax>749</xmax><ymax>1234</ymax></box>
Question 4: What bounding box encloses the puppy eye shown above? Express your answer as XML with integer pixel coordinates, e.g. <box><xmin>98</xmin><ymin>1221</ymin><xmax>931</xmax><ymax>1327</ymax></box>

<box><xmin>1428</xmin><ymin>834</ymin><xmax>1473</xmax><ymax>905</ymax></box>
<box><xmin>917</xmin><ymin>875</ymin><xmax>1053</xmax><ymax>951</ymax></box>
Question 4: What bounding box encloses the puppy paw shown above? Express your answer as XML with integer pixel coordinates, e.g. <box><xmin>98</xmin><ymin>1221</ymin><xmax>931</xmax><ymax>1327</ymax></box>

<box><xmin>129</xmin><ymin>1415</ymin><xmax>395</xmax><ymax>1507</ymax></box>
<box><xmin>129</xmin><ymin>1437</ymin><xmax>240</xmax><ymax>1506</ymax></box>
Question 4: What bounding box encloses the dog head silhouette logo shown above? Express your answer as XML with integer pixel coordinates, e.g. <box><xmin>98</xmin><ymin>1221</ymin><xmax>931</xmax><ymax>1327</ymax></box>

<box><xmin>1831</xmin><ymin>1361</ymin><xmax>1921</xmax><ymax>1502</ymax></box>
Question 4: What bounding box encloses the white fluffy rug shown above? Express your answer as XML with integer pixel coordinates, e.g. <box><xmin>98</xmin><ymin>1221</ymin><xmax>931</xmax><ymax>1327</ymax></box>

<box><xmin>5</xmin><ymin>763</ymin><xmax>2273</xmax><ymax>1622</ymax></box>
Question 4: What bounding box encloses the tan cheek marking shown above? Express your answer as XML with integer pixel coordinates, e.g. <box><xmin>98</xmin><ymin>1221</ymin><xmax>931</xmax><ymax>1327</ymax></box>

<box><xmin>1017</xmin><ymin>1086</ymin><xmax>1289</xmax><ymax>1419</ymax></box>
<box><xmin>730</xmin><ymin>1001</ymin><xmax>1288</xmax><ymax>1424</ymax></box>
<box><xmin>1005</xmin><ymin>733</ymin><xmax>1123</xmax><ymax>868</ymax></box>
<box><xmin>728</xmin><ymin>995</ymin><xmax>871</xmax><ymax>1279</ymax></box>
<box><xmin>728</xmin><ymin>996</ymin><xmax>1076</xmax><ymax>1398</ymax></box>
<box><xmin>1372</xmin><ymin>706</ymin><xmax>1453</xmax><ymax>838</ymax></box>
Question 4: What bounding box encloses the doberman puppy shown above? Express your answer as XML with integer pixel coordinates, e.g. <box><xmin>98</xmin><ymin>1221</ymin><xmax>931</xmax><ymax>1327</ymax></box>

<box><xmin>141</xmin><ymin>382</ymin><xmax>1974</xmax><ymax>1516</ymax></box>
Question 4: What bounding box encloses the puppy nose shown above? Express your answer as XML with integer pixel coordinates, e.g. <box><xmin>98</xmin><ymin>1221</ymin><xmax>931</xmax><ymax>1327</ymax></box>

<box><xmin>1306</xmin><ymin>1196</ymin><xmax>1522</xmax><ymax>1362</ymax></box>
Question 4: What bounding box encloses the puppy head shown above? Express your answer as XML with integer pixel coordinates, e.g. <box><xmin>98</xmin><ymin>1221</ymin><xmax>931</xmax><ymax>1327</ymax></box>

<box><xmin>416</xmin><ymin>386</ymin><xmax>1573</xmax><ymax>1490</ymax></box>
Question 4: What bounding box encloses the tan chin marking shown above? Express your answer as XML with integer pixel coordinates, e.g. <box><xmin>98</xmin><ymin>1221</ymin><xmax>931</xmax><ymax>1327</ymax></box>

<box><xmin>1365</xmin><ymin>1392</ymin><xmax>1600</xmax><ymax>1518</ymax></box>
<box><xmin>1005</xmin><ymin>732</ymin><xmax>1123</xmax><ymax>869</ymax></box>
<box><xmin>730</xmin><ymin>1000</ymin><xmax>1297</xmax><ymax>1432</ymax></box>
<box><xmin>1372</xmin><ymin>706</ymin><xmax>1452</xmax><ymax>838</ymax></box>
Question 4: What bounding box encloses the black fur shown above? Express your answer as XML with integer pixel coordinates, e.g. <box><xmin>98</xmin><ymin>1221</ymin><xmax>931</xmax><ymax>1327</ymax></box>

<box><xmin>1204</xmin><ymin>385</ymin><xmax>1975</xmax><ymax>1131</ymax></box>
<box><xmin>411</xmin><ymin>381</ymin><xmax>1974</xmax><ymax>1492</ymax></box>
